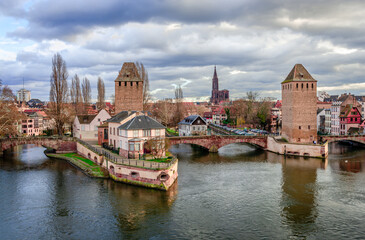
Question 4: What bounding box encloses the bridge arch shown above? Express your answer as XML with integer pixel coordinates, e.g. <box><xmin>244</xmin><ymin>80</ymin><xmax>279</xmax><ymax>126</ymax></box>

<box><xmin>0</xmin><ymin>137</ymin><xmax>77</xmax><ymax>153</ymax></box>
<box><xmin>321</xmin><ymin>136</ymin><xmax>365</xmax><ymax>146</ymax></box>
<box><xmin>168</xmin><ymin>135</ymin><xmax>267</xmax><ymax>152</ymax></box>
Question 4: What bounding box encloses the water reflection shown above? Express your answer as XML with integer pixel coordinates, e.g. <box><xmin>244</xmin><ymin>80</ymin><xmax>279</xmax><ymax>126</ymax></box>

<box><xmin>329</xmin><ymin>142</ymin><xmax>365</xmax><ymax>173</ymax></box>
<box><xmin>280</xmin><ymin>156</ymin><xmax>325</xmax><ymax>238</ymax></box>
<box><xmin>104</xmin><ymin>180</ymin><xmax>177</xmax><ymax>237</ymax></box>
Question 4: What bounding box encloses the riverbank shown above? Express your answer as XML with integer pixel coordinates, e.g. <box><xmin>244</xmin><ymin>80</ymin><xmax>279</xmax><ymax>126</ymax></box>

<box><xmin>45</xmin><ymin>152</ymin><xmax>109</xmax><ymax>178</ymax></box>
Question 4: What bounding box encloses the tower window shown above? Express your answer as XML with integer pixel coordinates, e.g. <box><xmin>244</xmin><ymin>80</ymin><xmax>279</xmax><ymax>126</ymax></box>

<box><xmin>312</xmin><ymin>83</ymin><xmax>314</xmax><ymax>88</ymax></box>
<box><xmin>119</xmin><ymin>82</ymin><xmax>121</xmax><ymax>86</ymax></box>
<box><xmin>308</xmin><ymin>125</ymin><xmax>310</xmax><ymax>129</ymax></box>
<box><xmin>306</xmin><ymin>83</ymin><xmax>308</xmax><ymax>88</ymax></box>
<box><xmin>136</xmin><ymin>82</ymin><xmax>139</xmax><ymax>86</ymax></box>
<box><xmin>301</xmin><ymin>83</ymin><xmax>303</xmax><ymax>88</ymax></box>
<box><xmin>131</xmin><ymin>82</ymin><xmax>133</xmax><ymax>86</ymax></box>
<box><xmin>296</xmin><ymin>83</ymin><xmax>298</xmax><ymax>89</ymax></box>
<box><xmin>299</xmin><ymin>126</ymin><xmax>301</xmax><ymax>130</ymax></box>
<box><xmin>125</xmin><ymin>82</ymin><xmax>127</xmax><ymax>86</ymax></box>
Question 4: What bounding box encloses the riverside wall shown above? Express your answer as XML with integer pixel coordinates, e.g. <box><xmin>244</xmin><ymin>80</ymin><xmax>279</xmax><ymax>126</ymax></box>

<box><xmin>75</xmin><ymin>141</ymin><xmax>178</xmax><ymax>190</ymax></box>
<box><xmin>267</xmin><ymin>136</ymin><xmax>328</xmax><ymax>158</ymax></box>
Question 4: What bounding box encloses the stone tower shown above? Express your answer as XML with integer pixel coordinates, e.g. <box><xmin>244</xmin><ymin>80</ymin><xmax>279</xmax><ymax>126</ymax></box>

<box><xmin>114</xmin><ymin>62</ymin><xmax>143</xmax><ymax>113</ymax></box>
<box><xmin>281</xmin><ymin>64</ymin><xmax>317</xmax><ymax>143</ymax></box>
<box><xmin>211</xmin><ymin>66</ymin><xmax>219</xmax><ymax>104</ymax></box>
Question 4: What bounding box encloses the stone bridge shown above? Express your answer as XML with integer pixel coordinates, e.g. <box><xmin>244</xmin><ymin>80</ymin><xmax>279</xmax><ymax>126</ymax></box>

<box><xmin>320</xmin><ymin>135</ymin><xmax>365</xmax><ymax>145</ymax></box>
<box><xmin>0</xmin><ymin>136</ymin><xmax>77</xmax><ymax>155</ymax></box>
<box><xmin>168</xmin><ymin>135</ymin><xmax>267</xmax><ymax>152</ymax></box>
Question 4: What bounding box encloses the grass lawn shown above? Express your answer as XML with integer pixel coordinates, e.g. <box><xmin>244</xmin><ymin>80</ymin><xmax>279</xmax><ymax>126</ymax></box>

<box><xmin>55</xmin><ymin>153</ymin><xmax>107</xmax><ymax>178</ymax></box>
<box><xmin>62</xmin><ymin>153</ymin><xmax>96</xmax><ymax>166</ymax></box>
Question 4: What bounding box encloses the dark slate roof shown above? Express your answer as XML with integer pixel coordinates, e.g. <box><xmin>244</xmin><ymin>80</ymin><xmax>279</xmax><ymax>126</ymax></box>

<box><xmin>77</xmin><ymin>114</ymin><xmax>96</xmax><ymax>124</ymax></box>
<box><xmin>178</xmin><ymin>115</ymin><xmax>207</xmax><ymax>125</ymax></box>
<box><xmin>106</xmin><ymin>111</ymin><xmax>136</xmax><ymax>123</ymax></box>
<box><xmin>117</xmin><ymin>115</ymin><xmax>165</xmax><ymax>130</ymax></box>
<box><xmin>282</xmin><ymin>64</ymin><xmax>317</xmax><ymax>83</ymax></box>
<box><xmin>323</xmin><ymin>95</ymin><xmax>339</xmax><ymax>102</ymax></box>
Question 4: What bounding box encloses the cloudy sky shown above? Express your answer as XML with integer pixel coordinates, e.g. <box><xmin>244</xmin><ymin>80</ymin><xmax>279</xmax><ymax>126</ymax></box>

<box><xmin>1</xmin><ymin>0</ymin><xmax>365</xmax><ymax>102</ymax></box>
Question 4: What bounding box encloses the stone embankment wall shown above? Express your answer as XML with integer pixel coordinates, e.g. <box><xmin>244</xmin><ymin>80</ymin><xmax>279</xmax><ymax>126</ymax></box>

<box><xmin>75</xmin><ymin>141</ymin><xmax>178</xmax><ymax>190</ymax></box>
<box><xmin>267</xmin><ymin>136</ymin><xmax>328</xmax><ymax>158</ymax></box>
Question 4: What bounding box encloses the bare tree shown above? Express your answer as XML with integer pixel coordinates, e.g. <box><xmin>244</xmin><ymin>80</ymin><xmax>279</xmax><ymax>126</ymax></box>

<box><xmin>82</xmin><ymin>77</ymin><xmax>91</xmax><ymax>105</ymax></box>
<box><xmin>135</xmin><ymin>62</ymin><xmax>150</xmax><ymax>110</ymax></box>
<box><xmin>0</xmin><ymin>80</ymin><xmax>24</xmax><ymax>136</ymax></box>
<box><xmin>48</xmin><ymin>53</ymin><xmax>69</xmax><ymax>135</ymax></box>
<box><xmin>70</xmin><ymin>74</ymin><xmax>83</xmax><ymax>114</ymax></box>
<box><xmin>246</xmin><ymin>91</ymin><xmax>259</xmax><ymax>124</ymax></box>
<box><xmin>97</xmin><ymin>77</ymin><xmax>105</xmax><ymax>110</ymax></box>
<box><xmin>144</xmin><ymin>137</ymin><xmax>170</xmax><ymax>159</ymax></box>
<box><xmin>153</xmin><ymin>99</ymin><xmax>174</xmax><ymax>127</ymax></box>
<box><xmin>174</xmin><ymin>84</ymin><xmax>184</xmax><ymax>125</ymax></box>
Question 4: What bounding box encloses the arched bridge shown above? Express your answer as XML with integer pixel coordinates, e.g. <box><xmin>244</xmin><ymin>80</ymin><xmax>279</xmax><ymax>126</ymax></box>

<box><xmin>0</xmin><ymin>136</ymin><xmax>77</xmax><ymax>154</ymax></box>
<box><xmin>320</xmin><ymin>135</ymin><xmax>365</xmax><ymax>145</ymax></box>
<box><xmin>168</xmin><ymin>135</ymin><xmax>267</xmax><ymax>152</ymax></box>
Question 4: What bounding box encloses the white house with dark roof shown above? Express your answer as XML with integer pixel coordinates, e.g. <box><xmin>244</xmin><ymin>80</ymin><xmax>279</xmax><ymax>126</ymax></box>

<box><xmin>107</xmin><ymin>112</ymin><xmax>165</xmax><ymax>158</ymax></box>
<box><xmin>73</xmin><ymin>109</ymin><xmax>111</xmax><ymax>140</ymax></box>
<box><xmin>178</xmin><ymin>115</ymin><xmax>207</xmax><ymax>136</ymax></box>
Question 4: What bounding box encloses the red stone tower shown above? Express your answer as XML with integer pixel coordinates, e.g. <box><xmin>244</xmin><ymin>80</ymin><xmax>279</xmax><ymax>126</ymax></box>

<box><xmin>114</xmin><ymin>62</ymin><xmax>143</xmax><ymax>113</ymax></box>
<box><xmin>211</xmin><ymin>66</ymin><xmax>219</xmax><ymax>104</ymax></box>
<box><xmin>210</xmin><ymin>66</ymin><xmax>229</xmax><ymax>104</ymax></box>
<box><xmin>281</xmin><ymin>64</ymin><xmax>317</xmax><ymax>143</ymax></box>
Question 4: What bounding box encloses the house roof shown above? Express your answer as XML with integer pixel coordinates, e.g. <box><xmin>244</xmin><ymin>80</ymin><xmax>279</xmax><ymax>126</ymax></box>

<box><xmin>117</xmin><ymin>115</ymin><xmax>165</xmax><ymax>130</ymax></box>
<box><xmin>77</xmin><ymin>114</ymin><xmax>97</xmax><ymax>124</ymax></box>
<box><xmin>339</xmin><ymin>104</ymin><xmax>361</xmax><ymax>117</ymax></box>
<box><xmin>282</xmin><ymin>64</ymin><xmax>317</xmax><ymax>83</ymax></box>
<box><xmin>178</xmin><ymin>115</ymin><xmax>207</xmax><ymax>125</ymax></box>
<box><xmin>107</xmin><ymin>111</ymin><xmax>137</xmax><ymax>123</ymax></box>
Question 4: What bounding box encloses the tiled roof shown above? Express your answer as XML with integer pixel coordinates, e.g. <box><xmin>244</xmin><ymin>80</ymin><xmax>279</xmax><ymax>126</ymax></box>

<box><xmin>77</xmin><ymin>114</ymin><xmax>97</xmax><ymax>124</ymax></box>
<box><xmin>115</xmin><ymin>62</ymin><xmax>142</xmax><ymax>82</ymax></box>
<box><xmin>282</xmin><ymin>64</ymin><xmax>317</xmax><ymax>83</ymax></box>
<box><xmin>107</xmin><ymin>111</ymin><xmax>137</xmax><ymax>123</ymax></box>
<box><xmin>118</xmin><ymin>115</ymin><xmax>165</xmax><ymax>130</ymax></box>
<box><xmin>178</xmin><ymin>115</ymin><xmax>207</xmax><ymax>125</ymax></box>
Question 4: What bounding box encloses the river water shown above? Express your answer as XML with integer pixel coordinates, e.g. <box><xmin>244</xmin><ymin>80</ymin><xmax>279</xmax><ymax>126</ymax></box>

<box><xmin>0</xmin><ymin>143</ymin><xmax>364</xmax><ymax>239</ymax></box>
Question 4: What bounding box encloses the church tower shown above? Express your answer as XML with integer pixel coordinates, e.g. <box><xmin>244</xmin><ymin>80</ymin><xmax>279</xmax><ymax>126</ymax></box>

<box><xmin>114</xmin><ymin>62</ymin><xmax>143</xmax><ymax>113</ymax></box>
<box><xmin>281</xmin><ymin>64</ymin><xmax>317</xmax><ymax>143</ymax></box>
<box><xmin>211</xmin><ymin>66</ymin><xmax>219</xmax><ymax>104</ymax></box>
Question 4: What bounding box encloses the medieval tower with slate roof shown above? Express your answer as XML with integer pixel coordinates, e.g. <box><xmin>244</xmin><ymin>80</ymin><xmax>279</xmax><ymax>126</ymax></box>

<box><xmin>115</xmin><ymin>62</ymin><xmax>143</xmax><ymax>113</ymax></box>
<box><xmin>281</xmin><ymin>64</ymin><xmax>317</xmax><ymax>143</ymax></box>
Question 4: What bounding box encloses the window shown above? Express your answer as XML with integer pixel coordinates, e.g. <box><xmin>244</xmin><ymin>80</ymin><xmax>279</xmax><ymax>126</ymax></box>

<box><xmin>299</xmin><ymin>126</ymin><xmax>301</xmax><ymax>129</ymax></box>
<box><xmin>134</xmin><ymin>130</ymin><xmax>138</xmax><ymax>137</ymax></box>
<box><xmin>306</xmin><ymin>83</ymin><xmax>308</xmax><ymax>88</ymax></box>
<box><xmin>130</xmin><ymin>82</ymin><xmax>133</xmax><ymax>86</ymax></box>
<box><xmin>82</xmin><ymin>125</ymin><xmax>85</xmax><ymax>131</ymax></box>
<box><xmin>119</xmin><ymin>82</ymin><xmax>121</xmax><ymax>86</ymax></box>
<box><xmin>301</xmin><ymin>83</ymin><xmax>303</xmax><ymax>88</ymax></box>
<box><xmin>143</xmin><ymin>129</ymin><xmax>151</xmax><ymax>137</ymax></box>
<box><xmin>95</xmin><ymin>126</ymin><xmax>98</xmax><ymax>131</ymax></box>
<box><xmin>155</xmin><ymin>129</ymin><xmax>160</xmax><ymax>136</ymax></box>
<box><xmin>113</xmin><ymin>128</ymin><xmax>115</xmax><ymax>135</ymax></box>
<box><xmin>312</xmin><ymin>83</ymin><xmax>314</xmax><ymax>88</ymax></box>
<box><xmin>135</xmin><ymin>143</ymin><xmax>140</xmax><ymax>151</ymax></box>
<box><xmin>308</xmin><ymin>125</ymin><xmax>310</xmax><ymax>129</ymax></box>
<box><xmin>129</xmin><ymin>142</ymin><xmax>135</xmax><ymax>151</ymax></box>
<box><xmin>98</xmin><ymin>118</ymin><xmax>101</xmax><ymax>122</ymax></box>
<box><xmin>296</xmin><ymin>83</ymin><xmax>298</xmax><ymax>88</ymax></box>
<box><xmin>110</xmin><ymin>128</ymin><xmax>112</xmax><ymax>134</ymax></box>
<box><xmin>124</xmin><ymin>82</ymin><xmax>127</xmax><ymax>86</ymax></box>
